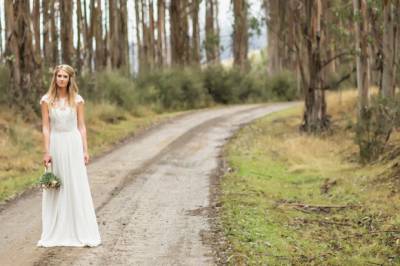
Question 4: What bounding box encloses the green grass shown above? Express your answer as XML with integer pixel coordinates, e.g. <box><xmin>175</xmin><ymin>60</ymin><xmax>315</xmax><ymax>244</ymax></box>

<box><xmin>0</xmin><ymin>103</ymin><xmax>183</xmax><ymax>202</ymax></box>
<box><xmin>221</xmin><ymin>100</ymin><xmax>400</xmax><ymax>265</ymax></box>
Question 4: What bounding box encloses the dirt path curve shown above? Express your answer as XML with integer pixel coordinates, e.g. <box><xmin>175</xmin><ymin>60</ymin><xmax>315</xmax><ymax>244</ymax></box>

<box><xmin>0</xmin><ymin>103</ymin><xmax>296</xmax><ymax>266</ymax></box>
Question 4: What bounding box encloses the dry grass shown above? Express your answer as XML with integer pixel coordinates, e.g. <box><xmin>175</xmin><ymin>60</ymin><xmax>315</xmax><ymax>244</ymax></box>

<box><xmin>221</xmin><ymin>88</ymin><xmax>400</xmax><ymax>265</ymax></box>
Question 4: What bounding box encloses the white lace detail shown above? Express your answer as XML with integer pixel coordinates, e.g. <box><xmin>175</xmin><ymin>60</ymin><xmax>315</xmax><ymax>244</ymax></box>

<box><xmin>40</xmin><ymin>94</ymin><xmax>85</xmax><ymax>105</ymax></box>
<box><xmin>40</xmin><ymin>94</ymin><xmax>50</xmax><ymax>105</ymax></box>
<box><xmin>75</xmin><ymin>94</ymin><xmax>84</xmax><ymax>104</ymax></box>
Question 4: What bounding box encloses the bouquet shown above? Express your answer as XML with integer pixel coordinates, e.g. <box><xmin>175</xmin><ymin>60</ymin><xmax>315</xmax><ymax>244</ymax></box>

<box><xmin>37</xmin><ymin>164</ymin><xmax>62</xmax><ymax>189</ymax></box>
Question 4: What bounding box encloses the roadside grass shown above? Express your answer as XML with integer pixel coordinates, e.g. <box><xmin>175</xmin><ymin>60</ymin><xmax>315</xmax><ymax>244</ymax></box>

<box><xmin>220</xmin><ymin>89</ymin><xmax>400</xmax><ymax>265</ymax></box>
<box><xmin>0</xmin><ymin>103</ymin><xmax>183</xmax><ymax>202</ymax></box>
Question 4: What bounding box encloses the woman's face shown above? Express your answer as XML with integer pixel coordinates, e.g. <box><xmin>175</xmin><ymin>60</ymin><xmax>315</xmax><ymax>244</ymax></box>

<box><xmin>56</xmin><ymin>69</ymin><xmax>70</xmax><ymax>89</ymax></box>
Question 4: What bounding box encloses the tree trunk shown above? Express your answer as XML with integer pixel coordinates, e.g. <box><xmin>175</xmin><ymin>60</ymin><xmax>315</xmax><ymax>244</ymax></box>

<box><xmin>60</xmin><ymin>0</ymin><xmax>74</xmax><ymax>65</ymax></box>
<box><xmin>301</xmin><ymin>0</ymin><xmax>328</xmax><ymax>132</ymax></box>
<box><xmin>76</xmin><ymin>0</ymin><xmax>83</xmax><ymax>73</ymax></box>
<box><xmin>381</xmin><ymin>0</ymin><xmax>397</xmax><ymax>97</ymax></box>
<box><xmin>149</xmin><ymin>0</ymin><xmax>156</xmax><ymax>67</ymax></box>
<box><xmin>120</xmin><ymin>0</ymin><xmax>129</xmax><ymax>70</ymax></box>
<box><xmin>42</xmin><ymin>0</ymin><xmax>52</xmax><ymax>66</ymax></box>
<box><xmin>0</xmin><ymin>12</ymin><xmax>2</xmax><ymax>60</ymax></box>
<box><xmin>232</xmin><ymin>0</ymin><xmax>248</xmax><ymax>71</ymax></box>
<box><xmin>32</xmin><ymin>0</ymin><xmax>41</xmax><ymax>64</ymax></box>
<box><xmin>170</xmin><ymin>0</ymin><xmax>189</xmax><ymax>65</ymax></box>
<box><xmin>353</xmin><ymin>0</ymin><xmax>369</xmax><ymax>115</ymax></box>
<box><xmin>94</xmin><ymin>0</ymin><xmax>105</xmax><ymax>71</ymax></box>
<box><xmin>214</xmin><ymin>0</ymin><xmax>220</xmax><ymax>61</ymax></box>
<box><xmin>265</xmin><ymin>0</ymin><xmax>281</xmax><ymax>74</ymax></box>
<box><xmin>4</xmin><ymin>0</ymin><xmax>43</xmax><ymax>111</ymax></box>
<box><xmin>50</xmin><ymin>0</ymin><xmax>59</xmax><ymax>65</ymax></box>
<box><xmin>157</xmin><ymin>0</ymin><xmax>165</xmax><ymax>66</ymax></box>
<box><xmin>134</xmin><ymin>0</ymin><xmax>144</xmax><ymax>71</ymax></box>
<box><xmin>191</xmin><ymin>0</ymin><xmax>201</xmax><ymax>65</ymax></box>
<box><xmin>205</xmin><ymin>0</ymin><xmax>218</xmax><ymax>64</ymax></box>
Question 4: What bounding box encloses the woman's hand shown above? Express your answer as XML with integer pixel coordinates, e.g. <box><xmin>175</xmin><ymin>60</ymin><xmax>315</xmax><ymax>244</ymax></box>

<box><xmin>43</xmin><ymin>153</ymin><xmax>52</xmax><ymax>167</ymax></box>
<box><xmin>84</xmin><ymin>152</ymin><xmax>90</xmax><ymax>165</ymax></box>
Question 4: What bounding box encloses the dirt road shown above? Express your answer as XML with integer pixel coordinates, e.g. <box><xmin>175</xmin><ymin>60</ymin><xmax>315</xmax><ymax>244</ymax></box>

<box><xmin>0</xmin><ymin>103</ymin><xmax>295</xmax><ymax>266</ymax></box>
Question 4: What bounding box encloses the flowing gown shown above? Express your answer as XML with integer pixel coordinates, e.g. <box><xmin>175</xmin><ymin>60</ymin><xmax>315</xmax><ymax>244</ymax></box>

<box><xmin>37</xmin><ymin>94</ymin><xmax>101</xmax><ymax>247</ymax></box>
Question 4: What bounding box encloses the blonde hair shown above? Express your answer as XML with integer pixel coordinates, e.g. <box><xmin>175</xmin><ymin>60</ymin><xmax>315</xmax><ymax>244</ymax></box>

<box><xmin>46</xmin><ymin>64</ymin><xmax>79</xmax><ymax>107</ymax></box>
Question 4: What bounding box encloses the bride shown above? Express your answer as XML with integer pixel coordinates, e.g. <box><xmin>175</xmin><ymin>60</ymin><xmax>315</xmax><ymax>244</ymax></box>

<box><xmin>37</xmin><ymin>64</ymin><xmax>101</xmax><ymax>247</ymax></box>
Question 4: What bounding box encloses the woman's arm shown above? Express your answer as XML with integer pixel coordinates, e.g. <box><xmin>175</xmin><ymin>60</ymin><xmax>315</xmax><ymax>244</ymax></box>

<box><xmin>77</xmin><ymin>102</ymin><xmax>89</xmax><ymax>165</ymax></box>
<box><xmin>41</xmin><ymin>102</ymin><xmax>51</xmax><ymax>166</ymax></box>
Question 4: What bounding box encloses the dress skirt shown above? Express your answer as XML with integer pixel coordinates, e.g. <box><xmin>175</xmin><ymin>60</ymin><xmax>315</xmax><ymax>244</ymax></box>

<box><xmin>37</xmin><ymin>128</ymin><xmax>101</xmax><ymax>247</ymax></box>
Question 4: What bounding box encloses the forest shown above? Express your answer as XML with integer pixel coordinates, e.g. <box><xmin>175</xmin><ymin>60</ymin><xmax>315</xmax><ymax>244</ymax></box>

<box><xmin>0</xmin><ymin>0</ymin><xmax>400</xmax><ymax>265</ymax></box>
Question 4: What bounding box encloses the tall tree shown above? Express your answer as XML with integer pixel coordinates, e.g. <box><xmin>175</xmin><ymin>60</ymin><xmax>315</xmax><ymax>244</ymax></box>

<box><xmin>157</xmin><ymin>0</ymin><xmax>166</xmax><ymax>66</ymax></box>
<box><xmin>42</xmin><ymin>0</ymin><xmax>53</xmax><ymax>66</ymax></box>
<box><xmin>353</xmin><ymin>0</ymin><xmax>370</xmax><ymax>116</ymax></box>
<box><xmin>135</xmin><ymin>0</ymin><xmax>144</xmax><ymax>71</ymax></box>
<box><xmin>76</xmin><ymin>0</ymin><xmax>83</xmax><ymax>73</ymax></box>
<box><xmin>191</xmin><ymin>0</ymin><xmax>201</xmax><ymax>65</ymax></box>
<box><xmin>60</xmin><ymin>0</ymin><xmax>74</xmax><ymax>65</ymax></box>
<box><xmin>232</xmin><ymin>0</ymin><xmax>249</xmax><ymax>71</ymax></box>
<box><xmin>94</xmin><ymin>0</ymin><xmax>105</xmax><ymax>70</ymax></box>
<box><xmin>148</xmin><ymin>0</ymin><xmax>156</xmax><ymax>67</ymax></box>
<box><xmin>32</xmin><ymin>0</ymin><xmax>41</xmax><ymax>63</ymax></box>
<box><xmin>4</xmin><ymin>0</ymin><xmax>42</xmax><ymax>110</ymax></box>
<box><xmin>170</xmin><ymin>0</ymin><xmax>189</xmax><ymax>65</ymax></box>
<box><xmin>381</xmin><ymin>0</ymin><xmax>398</xmax><ymax>97</ymax></box>
<box><xmin>300</xmin><ymin>0</ymin><xmax>329</xmax><ymax>132</ymax></box>
<box><xmin>205</xmin><ymin>0</ymin><xmax>219</xmax><ymax>64</ymax></box>
<box><xmin>0</xmin><ymin>5</ymin><xmax>3</xmax><ymax>60</ymax></box>
<box><xmin>120</xmin><ymin>0</ymin><xmax>129</xmax><ymax>70</ymax></box>
<box><xmin>50</xmin><ymin>0</ymin><xmax>59</xmax><ymax>65</ymax></box>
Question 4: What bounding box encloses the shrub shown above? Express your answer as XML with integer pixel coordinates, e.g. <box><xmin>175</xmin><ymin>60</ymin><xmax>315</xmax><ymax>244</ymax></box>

<box><xmin>269</xmin><ymin>70</ymin><xmax>298</xmax><ymax>101</ymax></box>
<box><xmin>355</xmin><ymin>96</ymin><xmax>400</xmax><ymax>162</ymax></box>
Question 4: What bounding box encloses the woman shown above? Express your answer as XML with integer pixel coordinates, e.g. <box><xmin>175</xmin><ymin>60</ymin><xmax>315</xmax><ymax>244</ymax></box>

<box><xmin>37</xmin><ymin>64</ymin><xmax>101</xmax><ymax>247</ymax></box>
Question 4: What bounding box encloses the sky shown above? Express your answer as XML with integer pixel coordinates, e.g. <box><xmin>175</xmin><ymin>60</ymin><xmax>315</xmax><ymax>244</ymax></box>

<box><xmin>0</xmin><ymin>0</ymin><xmax>268</xmax><ymax>65</ymax></box>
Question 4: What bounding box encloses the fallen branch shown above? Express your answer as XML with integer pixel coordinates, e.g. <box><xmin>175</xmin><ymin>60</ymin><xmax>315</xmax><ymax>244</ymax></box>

<box><xmin>285</xmin><ymin>203</ymin><xmax>361</xmax><ymax>209</ymax></box>
<box><xmin>281</xmin><ymin>202</ymin><xmax>362</xmax><ymax>213</ymax></box>
<box><xmin>343</xmin><ymin>230</ymin><xmax>400</xmax><ymax>239</ymax></box>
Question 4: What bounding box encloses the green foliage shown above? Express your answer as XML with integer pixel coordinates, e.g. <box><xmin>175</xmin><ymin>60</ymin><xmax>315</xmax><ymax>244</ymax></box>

<box><xmin>269</xmin><ymin>70</ymin><xmax>298</xmax><ymax>101</ymax></box>
<box><xmin>203</xmin><ymin>65</ymin><xmax>298</xmax><ymax>104</ymax></box>
<box><xmin>356</xmin><ymin>96</ymin><xmax>400</xmax><ymax>162</ymax></box>
<box><xmin>3</xmin><ymin>60</ymin><xmax>298</xmax><ymax>114</ymax></box>
<box><xmin>136</xmin><ymin>67</ymin><xmax>211</xmax><ymax>111</ymax></box>
<box><xmin>37</xmin><ymin>171</ymin><xmax>62</xmax><ymax>189</ymax></box>
<box><xmin>80</xmin><ymin>70</ymin><xmax>140</xmax><ymax>111</ymax></box>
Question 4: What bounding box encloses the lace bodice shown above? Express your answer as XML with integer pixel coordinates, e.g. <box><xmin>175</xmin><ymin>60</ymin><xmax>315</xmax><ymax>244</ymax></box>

<box><xmin>40</xmin><ymin>94</ymin><xmax>84</xmax><ymax>133</ymax></box>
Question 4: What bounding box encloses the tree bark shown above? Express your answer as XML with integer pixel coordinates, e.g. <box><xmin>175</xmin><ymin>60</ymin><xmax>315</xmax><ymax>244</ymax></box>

<box><xmin>232</xmin><ymin>0</ymin><xmax>249</xmax><ymax>71</ymax></box>
<box><xmin>94</xmin><ymin>0</ymin><xmax>105</xmax><ymax>70</ymax></box>
<box><xmin>381</xmin><ymin>0</ymin><xmax>397</xmax><ymax>97</ymax></box>
<box><xmin>76</xmin><ymin>0</ymin><xmax>83</xmax><ymax>73</ymax></box>
<box><xmin>301</xmin><ymin>0</ymin><xmax>329</xmax><ymax>132</ymax></box>
<box><xmin>205</xmin><ymin>0</ymin><xmax>218</xmax><ymax>64</ymax></box>
<box><xmin>134</xmin><ymin>0</ymin><xmax>144</xmax><ymax>71</ymax></box>
<box><xmin>32</xmin><ymin>0</ymin><xmax>41</xmax><ymax>63</ymax></box>
<box><xmin>353</xmin><ymin>0</ymin><xmax>369</xmax><ymax>115</ymax></box>
<box><xmin>50</xmin><ymin>0</ymin><xmax>59</xmax><ymax>66</ymax></box>
<box><xmin>170</xmin><ymin>0</ymin><xmax>189</xmax><ymax>65</ymax></box>
<box><xmin>60</xmin><ymin>0</ymin><xmax>74</xmax><ymax>65</ymax></box>
<box><xmin>191</xmin><ymin>0</ymin><xmax>201</xmax><ymax>65</ymax></box>
<box><xmin>4</xmin><ymin>0</ymin><xmax>43</xmax><ymax>110</ymax></box>
<box><xmin>157</xmin><ymin>0</ymin><xmax>165</xmax><ymax>66</ymax></box>
<box><xmin>42</xmin><ymin>0</ymin><xmax>53</xmax><ymax>66</ymax></box>
<box><xmin>120</xmin><ymin>0</ymin><xmax>129</xmax><ymax>70</ymax></box>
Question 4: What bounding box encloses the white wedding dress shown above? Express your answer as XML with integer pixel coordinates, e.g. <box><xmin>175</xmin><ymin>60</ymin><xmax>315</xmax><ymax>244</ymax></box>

<box><xmin>37</xmin><ymin>94</ymin><xmax>101</xmax><ymax>247</ymax></box>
